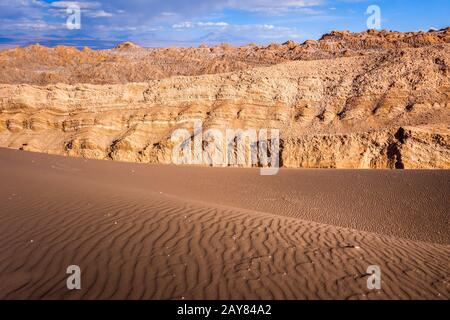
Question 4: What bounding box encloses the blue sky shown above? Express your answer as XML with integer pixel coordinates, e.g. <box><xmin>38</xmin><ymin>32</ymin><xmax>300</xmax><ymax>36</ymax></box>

<box><xmin>0</xmin><ymin>0</ymin><xmax>449</xmax><ymax>48</ymax></box>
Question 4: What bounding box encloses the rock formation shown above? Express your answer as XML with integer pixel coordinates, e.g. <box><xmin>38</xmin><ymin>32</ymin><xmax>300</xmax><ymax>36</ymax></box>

<box><xmin>0</xmin><ymin>29</ymin><xmax>449</xmax><ymax>169</ymax></box>
<box><xmin>1</xmin><ymin>28</ymin><xmax>449</xmax><ymax>85</ymax></box>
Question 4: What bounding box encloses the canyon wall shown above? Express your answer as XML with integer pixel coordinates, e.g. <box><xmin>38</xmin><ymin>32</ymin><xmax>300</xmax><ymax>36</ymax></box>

<box><xmin>0</xmin><ymin>31</ymin><xmax>449</xmax><ymax>169</ymax></box>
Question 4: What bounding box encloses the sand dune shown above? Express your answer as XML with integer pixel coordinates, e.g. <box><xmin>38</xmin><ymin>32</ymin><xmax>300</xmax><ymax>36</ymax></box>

<box><xmin>0</xmin><ymin>148</ymin><xmax>448</xmax><ymax>299</ymax></box>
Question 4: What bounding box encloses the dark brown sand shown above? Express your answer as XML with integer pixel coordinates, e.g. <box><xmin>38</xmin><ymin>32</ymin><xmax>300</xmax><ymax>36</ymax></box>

<box><xmin>0</xmin><ymin>148</ymin><xmax>449</xmax><ymax>299</ymax></box>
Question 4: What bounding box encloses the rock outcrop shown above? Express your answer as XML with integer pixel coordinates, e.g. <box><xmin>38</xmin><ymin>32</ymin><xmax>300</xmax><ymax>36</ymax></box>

<box><xmin>114</xmin><ymin>41</ymin><xmax>141</xmax><ymax>50</ymax></box>
<box><xmin>0</xmin><ymin>30</ymin><xmax>449</xmax><ymax>169</ymax></box>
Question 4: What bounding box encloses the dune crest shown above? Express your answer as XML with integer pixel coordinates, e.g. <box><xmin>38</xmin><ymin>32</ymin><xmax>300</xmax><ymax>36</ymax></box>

<box><xmin>0</xmin><ymin>148</ymin><xmax>448</xmax><ymax>299</ymax></box>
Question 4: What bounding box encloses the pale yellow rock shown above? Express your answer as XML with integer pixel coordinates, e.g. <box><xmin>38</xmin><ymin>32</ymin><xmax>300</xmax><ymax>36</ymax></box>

<box><xmin>0</xmin><ymin>44</ymin><xmax>449</xmax><ymax>169</ymax></box>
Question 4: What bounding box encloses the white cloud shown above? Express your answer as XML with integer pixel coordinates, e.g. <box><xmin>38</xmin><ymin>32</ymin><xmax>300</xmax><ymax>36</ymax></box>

<box><xmin>261</xmin><ymin>24</ymin><xmax>275</xmax><ymax>29</ymax></box>
<box><xmin>50</xmin><ymin>1</ymin><xmax>101</xmax><ymax>9</ymax></box>
<box><xmin>173</xmin><ymin>21</ymin><xmax>229</xmax><ymax>29</ymax></box>
<box><xmin>197</xmin><ymin>22</ymin><xmax>229</xmax><ymax>27</ymax></box>
<box><xmin>0</xmin><ymin>18</ymin><xmax>62</xmax><ymax>30</ymax></box>
<box><xmin>160</xmin><ymin>12</ymin><xmax>176</xmax><ymax>16</ymax></box>
<box><xmin>172</xmin><ymin>21</ymin><xmax>194</xmax><ymax>29</ymax></box>
<box><xmin>49</xmin><ymin>1</ymin><xmax>114</xmax><ymax>18</ymax></box>
<box><xmin>85</xmin><ymin>10</ymin><xmax>114</xmax><ymax>17</ymax></box>
<box><xmin>226</xmin><ymin>0</ymin><xmax>323</xmax><ymax>13</ymax></box>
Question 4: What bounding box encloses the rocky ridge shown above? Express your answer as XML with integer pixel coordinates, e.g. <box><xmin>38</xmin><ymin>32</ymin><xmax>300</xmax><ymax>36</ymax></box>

<box><xmin>0</xmin><ymin>28</ymin><xmax>449</xmax><ymax>85</ymax></box>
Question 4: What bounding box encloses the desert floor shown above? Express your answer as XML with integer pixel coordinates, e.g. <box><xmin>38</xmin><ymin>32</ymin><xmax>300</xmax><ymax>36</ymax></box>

<box><xmin>0</xmin><ymin>147</ymin><xmax>448</xmax><ymax>299</ymax></box>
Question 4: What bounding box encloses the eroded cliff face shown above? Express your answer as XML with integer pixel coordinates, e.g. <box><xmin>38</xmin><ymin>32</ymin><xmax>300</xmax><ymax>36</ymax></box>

<box><xmin>282</xmin><ymin>126</ymin><xmax>450</xmax><ymax>169</ymax></box>
<box><xmin>0</xmin><ymin>32</ymin><xmax>449</xmax><ymax>169</ymax></box>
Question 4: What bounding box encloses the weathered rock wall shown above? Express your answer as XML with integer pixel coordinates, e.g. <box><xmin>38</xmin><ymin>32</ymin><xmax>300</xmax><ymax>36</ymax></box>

<box><xmin>0</xmin><ymin>44</ymin><xmax>449</xmax><ymax>169</ymax></box>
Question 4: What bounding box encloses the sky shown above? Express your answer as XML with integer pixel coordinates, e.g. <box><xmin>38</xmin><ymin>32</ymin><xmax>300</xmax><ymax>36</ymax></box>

<box><xmin>0</xmin><ymin>0</ymin><xmax>449</xmax><ymax>48</ymax></box>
